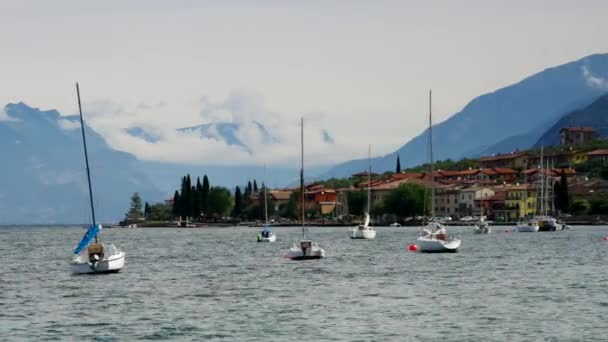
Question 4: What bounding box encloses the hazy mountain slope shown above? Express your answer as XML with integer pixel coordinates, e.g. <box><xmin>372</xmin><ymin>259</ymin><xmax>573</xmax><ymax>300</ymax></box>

<box><xmin>0</xmin><ymin>103</ymin><xmax>162</xmax><ymax>224</ymax></box>
<box><xmin>535</xmin><ymin>93</ymin><xmax>608</xmax><ymax>147</ymax></box>
<box><xmin>322</xmin><ymin>53</ymin><xmax>608</xmax><ymax>178</ymax></box>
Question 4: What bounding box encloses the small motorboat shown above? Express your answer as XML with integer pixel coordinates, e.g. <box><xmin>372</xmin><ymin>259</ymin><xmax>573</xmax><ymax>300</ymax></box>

<box><xmin>389</xmin><ymin>222</ymin><xmax>401</xmax><ymax>227</ymax></box>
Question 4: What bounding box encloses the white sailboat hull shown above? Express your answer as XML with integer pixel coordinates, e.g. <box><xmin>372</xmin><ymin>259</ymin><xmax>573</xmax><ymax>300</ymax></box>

<box><xmin>349</xmin><ymin>226</ymin><xmax>376</xmax><ymax>239</ymax></box>
<box><xmin>257</xmin><ymin>233</ymin><xmax>277</xmax><ymax>242</ymax></box>
<box><xmin>474</xmin><ymin>225</ymin><xmax>491</xmax><ymax>234</ymax></box>
<box><xmin>71</xmin><ymin>250</ymin><xmax>126</xmax><ymax>274</ymax></box>
<box><xmin>517</xmin><ymin>223</ymin><xmax>539</xmax><ymax>232</ymax></box>
<box><xmin>417</xmin><ymin>236</ymin><xmax>461</xmax><ymax>253</ymax></box>
<box><xmin>287</xmin><ymin>240</ymin><xmax>325</xmax><ymax>260</ymax></box>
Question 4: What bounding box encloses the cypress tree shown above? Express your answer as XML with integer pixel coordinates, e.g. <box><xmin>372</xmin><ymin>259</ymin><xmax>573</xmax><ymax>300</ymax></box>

<box><xmin>172</xmin><ymin>190</ymin><xmax>180</xmax><ymax>218</ymax></box>
<box><xmin>202</xmin><ymin>175</ymin><xmax>210</xmax><ymax>216</ymax></box>
<box><xmin>253</xmin><ymin>180</ymin><xmax>258</xmax><ymax>193</ymax></box>
<box><xmin>233</xmin><ymin>186</ymin><xmax>243</xmax><ymax>218</ymax></box>
<box><xmin>144</xmin><ymin>201</ymin><xmax>151</xmax><ymax>219</ymax></box>
<box><xmin>555</xmin><ymin>170</ymin><xmax>570</xmax><ymax>213</ymax></box>
<box><xmin>247</xmin><ymin>181</ymin><xmax>253</xmax><ymax>196</ymax></box>
<box><xmin>194</xmin><ymin>177</ymin><xmax>202</xmax><ymax>221</ymax></box>
<box><xmin>179</xmin><ymin>176</ymin><xmax>188</xmax><ymax>218</ymax></box>
<box><xmin>186</xmin><ymin>174</ymin><xmax>194</xmax><ymax>217</ymax></box>
<box><xmin>396</xmin><ymin>155</ymin><xmax>401</xmax><ymax>173</ymax></box>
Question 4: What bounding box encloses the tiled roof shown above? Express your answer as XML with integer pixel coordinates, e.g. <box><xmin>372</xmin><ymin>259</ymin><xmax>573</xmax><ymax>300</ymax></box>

<box><xmin>491</xmin><ymin>168</ymin><xmax>518</xmax><ymax>174</ymax></box>
<box><xmin>560</xmin><ymin>127</ymin><xmax>596</xmax><ymax>133</ymax></box>
<box><xmin>270</xmin><ymin>190</ymin><xmax>292</xmax><ymax>200</ymax></box>
<box><xmin>588</xmin><ymin>149</ymin><xmax>608</xmax><ymax>156</ymax></box>
<box><xmin>479</xmin><ymin>152</ymin><xmax>527</xmax><ymax>162</ymax></box>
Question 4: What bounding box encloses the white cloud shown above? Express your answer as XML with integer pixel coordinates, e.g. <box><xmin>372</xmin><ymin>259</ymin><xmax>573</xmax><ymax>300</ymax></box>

<box><xmin>78</xmin><ymin>89</ymin><xmax>372</xmax><ymax>167</ymax></box>
<box><xmin>0</xmin><ymin>107</ymin><xmax>18</xmax><ymax>122</ymax></box>
<box><xmin>57</xmin><ymin>118</ymin><xmax>80</xmax><ymax>131</ymax></box>
<box><xmin>581</xmin><ymin>65</ymin><xmax>608</xmax><ymax>90</ymax></box>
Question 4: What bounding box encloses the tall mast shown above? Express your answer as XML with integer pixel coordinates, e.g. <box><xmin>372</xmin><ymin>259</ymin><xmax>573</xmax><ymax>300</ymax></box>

<box><xmin>76</xmin><ymin>83</ymin><xmax>97</xmax><ymax>243</ymax></box>
<box><xmin>429</xmin><ymin>90</ymin><xmax>435</xmax><ymax>219</ymax></box>
<box><xmin>539</xmin><ymin>146</ymin><xmax>544</xmax><ymax>216</ymax></box>
<box><xmin>300</xmin><ymin>117</ymin><xmax>305</xmax><ymax>239</ymax></box>
<box><xmin>367</xmin><ymin>144</ymin><xmax>371</xmax><ymax>214</ymax></box>
<box><xmin>264</xmin><ymin>164</ymin><xmax>268</xmax><ymax>225</ymax></box>
<box><xmin>545</xmin><ymin>159</ymin><xmax>550</xmax><ymax>216</ymax></box>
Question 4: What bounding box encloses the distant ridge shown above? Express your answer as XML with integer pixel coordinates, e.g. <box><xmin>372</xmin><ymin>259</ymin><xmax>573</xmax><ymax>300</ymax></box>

<box><xmin>535</xmin><ymin>93</ymin><xmax>608</xmax><ymax>147</ymax></box>
<box><xmin>321</xmin><ymin>53</ymin><xmax>608</xmax><ymax>179</ymax></box>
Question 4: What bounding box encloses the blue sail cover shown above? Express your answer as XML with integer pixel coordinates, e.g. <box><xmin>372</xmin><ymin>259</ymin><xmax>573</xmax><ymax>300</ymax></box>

<box><xmin>74</xmin><ymin>224</ymin><xmax>101</xmax><ymax>254</ymax></box>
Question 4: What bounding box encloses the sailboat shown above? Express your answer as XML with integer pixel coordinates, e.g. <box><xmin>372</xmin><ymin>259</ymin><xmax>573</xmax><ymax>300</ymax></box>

<box><xmin>535</xmin><ymin>152</ymin><xmax>562</xmax><ymax>231</ymax></box>
<box><xmin>71</xmin><ymin>83</ymin><xmax>126</xmax><ymax>274</ymax></box>
<box><xmin>257</xmin><ymin>166</ymin><xmax>276</xmax><ymax>242</ymax></box>
<box><xmin>286</xmin><ymin>118</ymin><xmax>325</xmax><ymax>260</ymax></box>
<box><xmin>348</xmin><ymin>145</ymin><xmax>376</xmax><ymax>239</ymax></box>
<box><xmin>416</xmin><ymin>90</ymin><xmax>461</xmax><ymax>253</ymax></box>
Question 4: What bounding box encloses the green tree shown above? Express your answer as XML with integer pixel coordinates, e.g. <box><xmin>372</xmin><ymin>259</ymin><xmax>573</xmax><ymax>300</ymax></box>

<box><xmin>279</xmin><ymin>190</ymin><xmax>300</xmax><ymax>219</ymax></box>
<box><xmin>144</xmin><ymin>201</ymin><xmax>151</xmax><ymax>219</ymax></box>
<box><xmin>178</xmin><ymin>176</ymin><xmax>187</xmax><ymax>218</ymax></box>
<box><xmin>347</xmin><ymin>190</ymin><xmax>367</xmax><ymax>216</ymax></box>
<box><xmin>148</xmin><ymin>203</ymin><xmax>172</xmax><ymax>221</ymax></box>
<box><xmin>172</xmin><ymin>191</ymin><xmax>180</xmax><ymax>219</ymax></box>
<box><xmin>201</xmin><ymin>175</ymin><xmax>210</xmax><ymax>216</ymax></box>
<box><xmin>554</xmin><ymin>171</ymin><xmax>571</xmax><ymax>213</ymax></box>
<box><xmin>396</xmin><ymin>154</ymin><xmax>401</xmax><ymax>173</ymax></box>
<box><xmin>570</xmin><ymin>199</ymin><xmax>590</xmax><ymax>215</ymax></box>
<box><xmin>247</xmin><ymin>181</ymin><xmax>253</xmax><ymax>196</ymax></box>
<box><xmin>383</xmin><ymin>183</ymin><xmax>428</xmax><ymax>217</ymax></box>
<box><xmin>253</xmin><ymin>180</ymin><xmax>258</xmax><ymax>193</ymax></box>
<box><xmin>601</xmin><ymin>167</ymin><xmax>608</xmax><ymax>181</ymax></box>
<box><xmin>192</xmin><ymin>177</ymin><xmax>202</xmax><ymax>220</ymax></box>
<box><xmin>185</xmin><ymin>175</ymin><xmax>193</xmax><ymax>217</ymax></box>
<box><xmin>589</xmin><ymin>195</ymin><xmax>608</xmax><ymax>215</ymax></box>
<box><xmin>233</xmin><ymin>186</ymin><xmax>243</xmax><ymax>218</ymax></box>
<box><xmin>207</xmin><ymin>187</ymin><xmax>233</xmax><ymax>219</ymax></box>
<box><xmin>126</xmin><ymin>192</ymin><xmax>144</xmax><ymax>221</ymax></box>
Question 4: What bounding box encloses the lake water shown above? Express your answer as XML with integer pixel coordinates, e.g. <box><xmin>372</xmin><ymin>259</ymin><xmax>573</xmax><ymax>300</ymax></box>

<box><xmin>2</xmin><ymin>225</ymin><xmax>608</xmax><ymax>341</ymax></box>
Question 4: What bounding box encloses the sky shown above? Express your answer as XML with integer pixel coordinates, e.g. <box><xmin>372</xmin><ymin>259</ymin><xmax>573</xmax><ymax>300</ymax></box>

<box><xmin>1</xmin><ymin>0</ymin><xmax>607</xmax><ymax>167</ymax></box>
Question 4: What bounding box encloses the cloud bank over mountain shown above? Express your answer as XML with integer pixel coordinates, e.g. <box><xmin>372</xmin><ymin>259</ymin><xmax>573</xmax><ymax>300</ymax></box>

<box><xmin>81</xmin><ymin>89</ymin><xmax>345</xmax><ymax>167</ymax></box>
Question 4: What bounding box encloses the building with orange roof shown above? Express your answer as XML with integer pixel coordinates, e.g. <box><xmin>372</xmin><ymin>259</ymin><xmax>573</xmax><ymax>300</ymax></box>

<box><xmin>479</xmin><ymin>151</ymin><xmax>531</xmax><ymax>169</ymax></box>
<box><xmin>458</xmin><ymin>186</ymin><xmax>496</xmax><ymax>217</ymax></box>
<box><xmin>434</xmin><ymin>184</ymin><xmax>464</xmax><ymax>218</ymax></box>
<box><xmin>560</xmin><ymin>127</ymin><xmax>597</xmax><ymax>145</ymax></box>
<box><xmin>587</xmin><ymin>149</ymin><xmax>608</xmax><ymax>163</ymax></box>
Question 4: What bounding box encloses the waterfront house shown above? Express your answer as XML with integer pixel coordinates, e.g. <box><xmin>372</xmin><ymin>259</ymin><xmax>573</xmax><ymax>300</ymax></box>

<box><xmin>479</xmin><ymin>151</ymin><xmax>531</xmax><ymax>169</ymax></box>
<box><xmin>504</xmin><ymin>184</ymin><xmax>537</xmax><ymax>220</ymax></box>
<box><xmin>560</xmin><ymin>127</ymin><xmax>597</xmax><ymax>146</ymax></box>
<box><xmin>568</xmin><ymin>178</ymin><xmax>608</xmax><ymax>200</ymax></box>
<box><xmin>587</xmin><ymin>149</ymin><xmax>608</xmax><ymax>163</ymax></box>
<box><xmin>457</xmin><ymin>186</ymin><xmax>495</xmax><ymax>217</ymax></box>
<box><xmin>434</xmin><ymin>184</ymin><xmax>463</xmax><ymax>218</ymax></box>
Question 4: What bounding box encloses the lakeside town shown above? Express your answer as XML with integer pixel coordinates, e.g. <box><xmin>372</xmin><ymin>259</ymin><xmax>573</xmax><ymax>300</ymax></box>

<box><xmin>120</xmin><ymin>126</ymin><xmax>608</xmax><ymax>228</ymax></box>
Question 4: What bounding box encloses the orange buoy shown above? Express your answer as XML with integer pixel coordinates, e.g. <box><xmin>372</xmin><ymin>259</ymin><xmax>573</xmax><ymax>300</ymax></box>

<box><xmin>408</xmin><ymin>244</ymin><xmax>419</xmax><ymax>252</ymax></box>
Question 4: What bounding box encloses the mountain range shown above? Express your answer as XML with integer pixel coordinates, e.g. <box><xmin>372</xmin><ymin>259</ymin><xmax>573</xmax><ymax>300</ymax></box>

<box><xmin>3</xmin><ymin>53</ymin><xmax>608</xmax><ymax>223</ymax></box>
<box><xmin>0</xmin><ymin>103</ymin><xmax>162</xmax><ymax>224</ymax></box>
<box><xmin>321</xmin><ymin>53</ymin><xmax>608</xmax><ymax>178</ymax></box>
